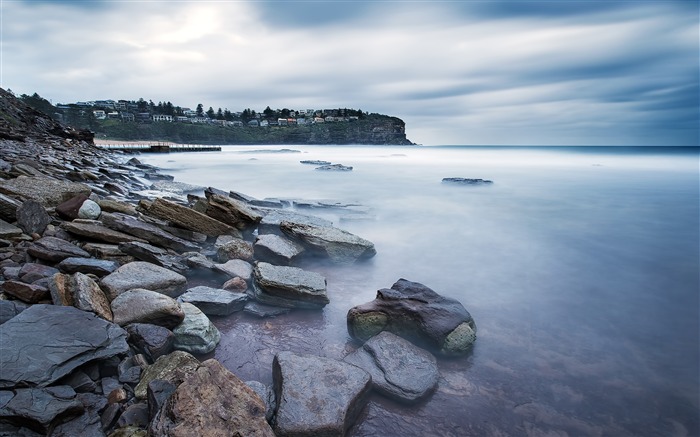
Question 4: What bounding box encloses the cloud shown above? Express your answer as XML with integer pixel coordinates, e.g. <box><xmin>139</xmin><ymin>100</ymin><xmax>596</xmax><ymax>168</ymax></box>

<box><xmin>2</xmin><ymin>1</ymin><xmax>697</xmax><ymax>145</ymax></box>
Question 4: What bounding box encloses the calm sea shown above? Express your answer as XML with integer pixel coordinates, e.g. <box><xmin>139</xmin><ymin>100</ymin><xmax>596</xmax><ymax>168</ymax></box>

<box><xmin>139</xmin><ymin>145</ymin><xmax>699</xmax><ymax>436</ymax></box>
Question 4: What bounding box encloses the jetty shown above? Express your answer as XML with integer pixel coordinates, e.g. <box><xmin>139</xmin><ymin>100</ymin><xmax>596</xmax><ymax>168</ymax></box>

<box><xmin>95</xmin><ymin>142</ymin><xmax>221</xmax><ymax>153</ymax></box>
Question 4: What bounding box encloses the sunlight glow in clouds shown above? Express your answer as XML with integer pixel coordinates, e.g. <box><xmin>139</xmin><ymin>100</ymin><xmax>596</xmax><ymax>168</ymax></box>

<box><xmin>1</xmin><ymin>0</ymin><xmax>697</xmax><ymax>145</ymax></box>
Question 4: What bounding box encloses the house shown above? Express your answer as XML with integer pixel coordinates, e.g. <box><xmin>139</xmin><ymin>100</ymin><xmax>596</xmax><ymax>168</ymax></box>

<box><xmin>121</xmin><ymin>113</ymin><xmax>135</xmax><ymax>122</ymax></box>
<box><xmin>175</xmin><ymin>116</ymin><xmax>189</xmax><ymax>123</ymax></box>
<box><xmin>325</xmin><ymin>116</ymin><xmax>336</xmax><ymax>122</ymax></box>
<box><xmin>106</xmin><ymin>112</ymin><xmax>120</xmax><ymax>119</ymax></box>
<box><xmin>152</xmin><ymin>114</ymin><xmax>173</xmax><ymax>122</ymax></box>
<box><xmin>313</xmin><ymin>117</ymin><xmax>325</xmax><ymax>123</ymax></box>
<box><xmin>231</xmin><ymin>121</ymin><xmax>244</xmax><ymax>127</ymax></box>
<box><xmin>116</xmin><ymin>100</ymin><xmax>128</xmax><ymax>111</ymax></box>
<box><xmin>296</xmin><ymin>117</ymin><xmax>307</xmax><ymax>125</ymax></box>
<box><xmin>191</xmin><ymin>117</ymin><xmax>208</xmax><ymax>124</ymax></box>
<box><xmin>287</xmin><ymin>118</ymin><xmax>297</xmax><ymax>125</ymax></box>
<box><xmin>136</xmin><ymin>113</ymin><xmax>151</xmax><ymax>123</ymax></box>
<box><xmin>95</xmin><ymin>100</ymin><xmax>115</xmax><ymax>109</ymax></box>
<box><xmin>259</xmin><ymin>120</ymin><xmax>269</xmax><ymax>127</ymax></box>
<box><xmin>183</xmin><ymin>109</ymin><xmax>197</xmax><ymax>117</ymax></box>
<box><xmin>248</xmin><ymin>120</ymin><xmax>260</xmax><ymax>127</ymax></box>
<box><xmin>277</xmin><ymin>118</ymin><xmax>288</xmax><ymax>126</ymax></box>
<box><xmin>93</xmin><ymin>110</ymin><xmax>106</xmax><ymax>120</ymax></box>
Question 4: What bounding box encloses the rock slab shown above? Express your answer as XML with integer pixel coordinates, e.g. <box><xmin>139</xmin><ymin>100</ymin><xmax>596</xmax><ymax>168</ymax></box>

<box><xmin>252</xmin><ymin>262</ymin><xmax>328</xmax><ymax>309</ymax></box>
<box><xmin>100</xmin><ymin>261</ymin><xmax>188</xmax><ymax>300</ymax></box>
<box><xmin>280</xmin><ymin>221</ymin><xmax>376</xmax><ymax>264</ymax></box>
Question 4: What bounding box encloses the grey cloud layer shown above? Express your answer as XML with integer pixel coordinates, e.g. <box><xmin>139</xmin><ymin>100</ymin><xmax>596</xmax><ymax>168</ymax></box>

<box><xmin>4</xmin><ymin>0</ymin><xmax>698</xmax><ymax>145</ymax></box>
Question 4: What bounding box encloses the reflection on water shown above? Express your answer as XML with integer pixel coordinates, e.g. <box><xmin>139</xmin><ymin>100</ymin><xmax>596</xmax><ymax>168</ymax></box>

<box><xmin>142</xmin><ymin>146</ymin><xmax>700</xmax><ymax>436</ymax></box>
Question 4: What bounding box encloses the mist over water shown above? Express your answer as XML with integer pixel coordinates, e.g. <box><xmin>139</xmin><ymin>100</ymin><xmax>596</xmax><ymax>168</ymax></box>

<box><xmin>141</xmin><ymin>146</ymin><xmax>699</xmax><ymax>436</ymax></box>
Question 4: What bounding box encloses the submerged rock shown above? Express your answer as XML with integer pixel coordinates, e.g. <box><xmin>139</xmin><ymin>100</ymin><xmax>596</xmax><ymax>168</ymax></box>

<box><xmin>442</xmin><ymin>177</ymin><xmax>493</xmax><ymax>185</ymax></box>
<box><xmin>347</xmin><ymin>278</ymin><xmax>477</xmax><ymax>356</ymax></box>
<box><xmin>178</xmin><ymin>285</ymin><xmax>248</xmax><ymax>316</ymax></box>
<box><xmin>315</xmin><ymin>163</ymin><xmax>353</xmax><ymax>171</ymax></box>
<box><xmin>300</xmin><ymin>160</ymin><xmax>331</xmax><ymax>165</ymax></box>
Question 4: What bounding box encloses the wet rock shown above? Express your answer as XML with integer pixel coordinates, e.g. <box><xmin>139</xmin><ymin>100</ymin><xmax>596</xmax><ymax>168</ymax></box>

<box><xmin>146</xmin><ymin>379</ymin><xmax>176</xmax><ymax>423</ymax></box>
<box><xmin>246</xmin><ymin>380</ymin><xmax>275</xmax><ymax>421</ymax></box>
<box><xmin>0</xmin><ymin>219</ymin><xmax>22</xmax><ymax>239</ymax></box>
<box><xmin>243</xmin><ymin>301</ymin><xmax>291</xmax><ymax>318</ymax></box>
<box><xmin>0</xmin><ymin>176</ymin><xmax>91</xmax><ymax>207</ymax></box>
<box><xmin>111</xmin><ymin>289</ymin><xmax>184</xmax><ymax>329</ymax></box>
<box><xmin>347</xmin><ymin>279</ymin><xmax>477</xmax><ymax>356</ymax></box>
<box><xmin>118</xmin><ymin>242</ymin><xmax>188</xmax><ymax>274</ymax></box>
<box><xmin>57</xmin><ymin>257</ymin><xmax>120</xmax><ymax>277</ymax></box>
<box><xmin>2</xmin><ymin>280</ymin><xmax>49</xmax><ymax>303</ymax></box>
<box><xmin>0</xmin><ymin>386</ymin><xmax>83</xmax><ymax>434</ymax></box>
<box><xmin>300</xmin><ymin>160</ymin><xmax>331</xmax><ymax>165</ymax></box>
<box><xmin>0</xmin><ymin>304</ymin><xmax>128</xmax><ymax>388</ymax></box>
<box><xmin>145</xmin><ymin>197</ymin><xmax>238</xmax><ymax>237</ymax></box>
<box><xmin>272</xmin><ymin>351</ymin><xmax>371</xmax><ymax>437</ymax></box>
<box><xmin>149</xmin><ymin>359</ymin><xmax>274</xmax><ymax>437</ymax></box>
<box><xmin>58</xmin><ymin>370</ymin><xmax>97</xmax><ymax>394</ymax></box>
<box><xmin>98</xmin><ymin>199</ymin><xmax>137</xmax><ymax>216</ymax></box>
<box><xmin>126</xmin><ymin>323</ymin><xmax>175</xmax><ymax>362</ymax></box>
<box><xmin>343</xmin><ymin>331</ymin><xmax>438</xmax><ymax>403</ymax></box>
<box><xmin>62</xmin><ymin>220</ymin><xmax>147</xmax><ymax>244</ymax></box>
<box><xmin>216</xmin><ymin>237</ymin><xmax>254</xmax><ymax>262</ymax></box>
<box><xmin>316</xmin><ymin>163</ymin><xmax>353</xmax><ymax>171</ymax></box>
<box><xmin>0</xmin><ymin>299</ymin><xmax>27</xmax><ymax>324</ymax></box>
<box><xmin>222</xmin><ymin>276</ymin><xmax>249</xmax><ymax>292</ymax></box>
<box><xmin>15</xmin><ymin>200</ymin><xmax>50</xmax><ymax>235</ymax></box>
<box><xmin>134</xmin><ymin>351</ymin><xmax>200</xmax><ymax>400</ymax></box>
<box><xmin>116</xmin><ymin>403</ymin><xmax>149</xmax><ymax>429</ymax></box>
<box><xmin>101</xmin><ymin>212</ymin><xmax>200</xmax><ymax>253</ymax></box>
<box><xmin>51</xmin><ymin>392</ymin><xmax>107</xmax><ymax>437</ymax></box>
<box><xmin>281</xmin><ymin>221</ymin><xmax>376</xmax><ymax>264</ymax></box>
<box><xmin>55</xmin><ymin>194</ymin><xmax>90</xmax><ymax>220</ymax></box>
<box><xmin>78</xmin><ymin>199</ymin><xmax>102</xmax><ymax>219</ymax></box>
<box><xmin>107</xmin><ymin>425</ymin><xmax>146</xmax><ymax>437</ymax></box>
<box><xmin>100</xmin><ymin>261</ymin><xmax>188</xmax><ymax>300</ymax></box>
<box><xmin>48</xmin><ymin>272</ymin><xmax>113</xmax><ymax>321</ymax></box>
<box><xmin>257</xmin><ymin>208</ymin><xmax>332</xmax><ymax>236</ymax></box>
<box><xmin>252</xmin><ymin>262</ymin><xmax>328</xmax><ymax>309</ymax></box>
<box><xmin>254</xmin><ymin>233</ymin><xmax>305</xmax><ymax>266</ymax></box>
<box><xmin>214</xmin><ymin>259</ymin><xmax>253</xmax><ymax>281</ymax></box>
<box><xmin>202</xmin><ymin>192</ymin><xmax>263</xmax><ymax>230</ymax></box>
<box><xmin>178</xmin><ymin>285</ymin><xmax>248</xmax><ymax>316</ymax></box>
<box><xmin>442</xmin><ymin>177</ymin><xmax>493</xmax><ymax>185</ymax></box>
<box><xmin>27</xmin><ymin>236</ymin><xmax>90</xmax><ymax>262</ymax></box>
<box><xmin>18</xmin><ymin>262</ymin><xmax>59</xmax><ymax>283</ymax></box>
<box><xmin>172</xmin><ymin>303</ymin><xmax>221</xmax><ymax>355</ymax></box>
<box><xmin>0</xmin><ymin>193</ymin><xmax>22</xmax><ymax>222</ymax></box>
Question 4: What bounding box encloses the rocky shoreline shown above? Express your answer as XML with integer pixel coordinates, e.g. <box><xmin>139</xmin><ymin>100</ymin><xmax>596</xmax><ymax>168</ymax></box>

<box><xmin>0</xmin><ymin>88</ymin><xmax>476</xmax><ymax>436</ymax></box>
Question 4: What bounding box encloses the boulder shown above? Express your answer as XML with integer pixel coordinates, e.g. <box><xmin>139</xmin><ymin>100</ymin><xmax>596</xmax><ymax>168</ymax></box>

<box><xmin>216</xmin><ymin>238</ymin><xmax>254</xmax><ymax>262</ymax></box>
<box><xmin>146</xmin><ymin>197</ymin><xmax>238</xmax><ymax>237</ymax></box>
<box><xmin>77</xmin><ymin>199</ymin><xmax>101</xmax><ymax>220</ymax></box>
<box><xmin>116</xmin><ymin>403</ymin><xmax>149</xmax><ymax>429</ymax></box>
<box><xmin>100</xmin><ymin>261</ymin><xmax>188</xmax><ymax>300</ymax></box>
<box><xmin>48</xmin><ymin>272</ymin><xmax>113</xmax><ymax>321</ymax></box>
<box><xmin>0</xmin><ymin>176</ymin><xmax>91</xmax><ymax>207</ymax></box>
<box><xmin>101</xmin><ymin>212</ymin><xmax>200</xmax><ymax>253</ymax></box>
<box><xmin>118</xmin><ymin>241</ymin><xmax>188</xmax><ymax>275</ymax></box>
<box><xmin>222</xmin><ymin>277</ymin><xmax>249</xmax><ymax>292</ymax></box>
<box><xmin>347</xmin><ymin>279</ymin><xmax>477</xmax><ymax>356</ymax></box>
<box><xmin>15</xmin><ymin>199</ymin><xmax>50</xmax><ymax>235</ymax></box>
<box><xmin>172</xmin><ymin>303</ymin><xmax>221</xmax><ymax>355</ymax></box>
<box><xmin>55</xmin><ymin>194</ymin><xmax>90</xmax><ymax>220</ymax></box>
<box><xmin>134</xmin><ymin>351</ymin><xmax>200</xmax><ymax>400</ymax></box>
<box><xmin>257</xmin><ymin>209</ymin><xmax>332</xmax><ymax>236</ymax></box>
<box><xmin>62</xmin><ymin>220</ymin><xmax>147</xmax><ymax>244</ymax></box>
<box><xmin>111</xmin><ymin>289</ymin><xmax>184</xmax><ymax>329</ymax></box>
<box><xmin>0</xmin><ymin>193</ymin><xmax>22</xmax><ymax>222</ymax></box>
<box><xmin>202</xmin><ymin>192</ymin><xmax>263</xmax><ymax>230</ymax></box>
<box><xmin>272</xmin><ymin>351</ymin><xmax>371</xmax><ymax>437</ymax></box>
<box><xmin>126</xmin><ymin>323</ymin><xmax>175</xmax><ymax>362</ymax></box>
<box><xmin>0</xmin><ymin>386</ymin><xmax>83</xmax><ymax>434</ymax></box>
<box><xmin>214</xmin><ymin>259</ymin><xmax>253</xmax><ymax>282</ymax></box>
<box><xmin>343</xmin><ymin>331</ymin><xmax>438</xmax><ymax>403</ymax></box>
<box><xmin>18</xmin><ymin>263</ymin><xmax>59</xmax><ymax>283</ymax></box>
<box><xmin>254</xmin><ymin>234</ymin><xmax>305</xmax><ymax>266</ymax></box>
<box><xmin>50</xmin><ymin>392</ymin><xmax>107</xmax><ymax>437</ymax></box>
<box><xmin>178</xmin><ymin>286</ymin><xmax>248</xmax><ymax>316</ymax></box>
<box><xmin>57</xmin><ymin>257</ymin><xmax>120</xmax><ymax>277</ymax></box>
<box><xmin>149</xmin><ymin>359</ymin><xmax>274</xmax><ymax>437</ymax></box>
<box><xmin>0</xmin><ymin>219</ymin><xmax>22</xmax><ymax>239</ymax></box>
<box><xmin>0</xmin><ymin>304</ymin><xmax>128</xmax><ymax>388</ymax></box>
<box><xmin>27</xmin><ymin>236</ymin><xmax>90</xmax><ymax>263</ymax></box>
<box><xmin>2</xmin><ymin>280</ymin><xmax>49</xmax><ymax>303</ymax></box>
<box><xmin>98</xmin><ymin>199</ymin><xmax>137</xmax><ymax>216</ymax></box>
<box><xmin>252</xmin><ymin>262</ymin><xmax>328</xmax><ymax>309</ymax></box>
<box><xmin>280</xmin><ymin>221</ymin><xmax>376</xmax><ymax>264</ymax></box>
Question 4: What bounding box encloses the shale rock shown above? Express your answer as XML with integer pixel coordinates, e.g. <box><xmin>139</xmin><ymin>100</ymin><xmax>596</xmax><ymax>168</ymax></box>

<box><xmin>149</xmin><ymin>359</ymin><xmax>274</xmax><ymax>437</ymax></box>
<box><xmin>216</xmin><ymin>237</ymin><xmax>254</xmax><ymax>262</ymax></box>
<box><xmin>0</xmin><ymin>299</ymin><xmax>27</xmax><ymax>324</ymax></box>
<box><xmin>203</xmin><ymin>192</ymin><xmax>263</xmax><ymax>230</ymax></box>
<box><xmin>57</xmin><ymin>257</ymin><xmax>120</xmax><ymax>277</ymax></box>
<box><xmin>101</xmin><ymin>212</ymin><xmax>200</xmax><ymax>253</ymax></box>
<box><xmin>62</xmin><ymin>220</ymin><xmax>147</xmax><ymax>244</ymax></box>
<box><xmin>343</xmin><ymin>331</ymin><xmax>438</xmax><ymax>403</ymax></box>
<box><xmin>252</xmin><ymin>262</ymin><xmax>328</xmax><ymax>309</ymax></box>
<box><xmin>15</xmin><ymin>199</ymin><xmax>50</xmax><ymax>235</ymax></box>
<box><xmin>0</xmin><ymin>176</ymin><xmax>91</xmax><ymax>207</ymax></box>
<box><xmin>347</xmin><ymin>278</ymin><xmax>477</xmax><ymax>356</ymax></box>
<box><xmin>48</xmin><ymin>272</ymin><xmax>113</xmax><ymax>321</ymax></box>
<box><xmin>100</xmin><ymin>261</ymin><xmax>188</xmax><ymax>300</ymax></box>
<box><xmin>27</xmin><ymin>236</ymin><xmax>90</xmax><ymax>263</ymax></box>
<box><xmin>214</xmin><ymin>259</ymin><xmax>253</xmax><ymax>282</ymax></box>
<box><xmin>272</xmin><ymin>351</ymin><xmax>371</xmax><ymax>437</ymax></box>
<box><xmin>111</xmin><ymin>288</ymin><xmax>184</xmax><ymax>329</ymax></box>
<box><xmin>0</xmin><ymin>304</ymin><xmax>128</xmax><ymax>388</ymax></box>
<box><xmin>280</xmin><ymin>221</ymin><xmax>376</xmax><ymax>264</ymax></box>
<box><xmin>2</xmin><ymin>280</ymin><xmax>49</xmax><ymax>303</ymax></box>
<box><xmin>254</xmin><ymin>233</ymin><xmax>305</xmax><ymax>266</ymax></box>
<box><xmin>0</xmin><ymin>386</ymin><xmax>83</xmax><ymax>434</ymax></box>
<box><xmin>134</xmin><ymin>351</ymin><xmax>200</xmax><ymax>400</ymax></box>
<box><xmin>18</xmin><ymin>263</ymin><xmax>59</xmax><ymax>283</ymax></box>
<box><xmin>178</xmin><ymin>285</ymin><xmax>248</xmax><ymax>316</ymax></box>
<box><xmin>118</xmin><ymin>241</ymin><xmax>188</xmax><ymax>274</ymax></box>
<box><xmin>257</xmin><ymin>208</ymin><xmax>332</xmax><ymax>236</ymax></box>
<box><xmin>172</xmin><ymin>303</ymin><xmax>221</xmax><ymax>355</ymax></box>
<box><xmin>146</xmin><ymin>197</ymin><xmax>238</xmax><ymax>237</ymax></box>
<box><xmin>0</xmin><ymin>219</ymin><xmax>22</xmax><ymax>239</ymax></box>
<box><xmin>0</xmin><ymin>193</ymin><xmax>21</xmax><ymax>222</ymax></box>
<box><xmin>126</xmin><ymin>323</ymin><xmax>175</xmax><ymax>362</ymax></box>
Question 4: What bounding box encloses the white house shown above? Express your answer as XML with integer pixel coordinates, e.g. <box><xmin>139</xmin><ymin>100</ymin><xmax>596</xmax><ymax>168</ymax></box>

<box><xmin>152</xmin><ymin>114</ymin><xmax>173</xmax><ymax>122</ymax></box>
<box><xmin>93</xmin><ymin>110</ymin><xmax>106</xmax><ymax>120</ymax></box>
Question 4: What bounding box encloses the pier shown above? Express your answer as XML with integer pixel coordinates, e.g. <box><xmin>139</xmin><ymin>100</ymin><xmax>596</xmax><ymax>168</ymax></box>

<box><xmin>95</xmin><ymin>143</ymin><xmax>221</xmax><ymax>153</ymax></box>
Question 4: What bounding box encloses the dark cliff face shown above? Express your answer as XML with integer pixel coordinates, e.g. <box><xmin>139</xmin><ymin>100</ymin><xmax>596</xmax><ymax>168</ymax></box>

<box><xmin>0</xmin><ymin>88</ymin><xmax>94</xmax><ymax>145</ymax></box>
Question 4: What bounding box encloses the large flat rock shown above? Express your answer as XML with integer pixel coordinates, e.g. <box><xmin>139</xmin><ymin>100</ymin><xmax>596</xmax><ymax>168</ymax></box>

<box><xmin>100</xmin><ymin>212</ymin><xmax>200</xmax><ymax>253</ymax></box>
<box><xmin>252</xmin><ymin>262</ymin><xmax>328</xmax><ymax>309</ymax></box>
<box><xmin>0</xmin><ymin>176</ymin><xmax>91</xmax><ymax>207</ymax></box>
<box><xmin>27</xmin><ymin>236</ymin><xmax>90</xmax><ymax>263</ymax></box>
<box><xmin>280</xmin><ymin>221</ymin><xmax>376</xmax><ymax>264</ymax></box>
<box><xmin>203</xmin><ymin>192</ymin><xmax>263</xmax><ymax>230</ymax></box>
<box><xmin>146</xmin><ymin>197</ymin><xmax>238</xmax><ymax>237</ymax></box>
<box><xmin>178</xmin><ymin>285</ymin><xmax>248</xmax><ymax>316</ymax></box>
<box><xmin>62</xmin><ymin>220</ymin><xmax>147</xmax><ymax>244</ymax></box>
<box><xmin>0</xmin><ymin>386</ymin><xmax>83</xmax><ymax>434</ymax></box>
<box><xmin>0</xmin><ymin>304</ymin><xmax>128</xmax><ymax>388</ymax></box>
<box><xmin>100</xmin><ymin>261</ymin><xmax>188</xmax><ymax>300</ymax></box>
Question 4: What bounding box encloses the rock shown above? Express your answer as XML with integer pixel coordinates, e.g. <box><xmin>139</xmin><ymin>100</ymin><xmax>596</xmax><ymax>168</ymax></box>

<box><xmin>15</xmin><ymin>200</ymin><xmax>50</xmax><ymax>235</ymax></box>
<box><xmin>252</xmin><ymin>262</ymin><xmax>328</xmax><ymax>309</ymax></box>
<box><xmin>146</xmin><ymin>197</ymin><xmax>238</xmax><ymax>237</ymax></box>
<box><xmin>0</xmin><ymin>304</ymin><xmax>128</xmax><ymax>388</ymax></box>
<box><xmin>27</xmin><ymin>236</ymin><xmax>90</xmax><ymax>262</ymax></box>
<box><xmin>280</xmin><ymin>221</ymin><xmax>376</xmax><ymax>264</ymax></box>
<box><xmin>107</xmin><ymin>426</ymin><xmax>146</xmax><ymax>437</ymax></box>
<box><xmin>55</xmin><ymin>194</ymin><xmax>90</xmax><ymax>220</ymax></box>
<box><xmin>0</xmin><ymin>386</ymin><xmax>83</xmax><ymax>434</ymax></box>
<box><xmin>202</xmin><ymin>192</ymin><xmax>263</xmax><ymax>231</ymax></box>
<box><xmin>62</xmin><ymin>220</ymin><xmax>148</xmax><ymax>244</ymax></box>
<box><xmin>78</xmin><ymin>199</ymin><xmax>102</xmax><ymax>219</ymax></box>
<box><xmin>343</xmin><ymin>331</ymin><xmax>438</xmax><ymax>403</ymax></box>
<box><xmin>272</xmin><ymin>351</ymin><xmax>371</xmax><ymax>437</ymax></box>
<box><xmin>116</xmin><ymin>402</ymin><xmax>149</xmax><ymax>428</ymax></box>
<box><xmin>0</xmin><ymin>176</ymin><xmax>91</xmax><ymax>207</ymax></box>
<box><xmin>257</xmin><ymin>208</ymin><xmax>332</xmax><ymax>236</ymax></box>
<box><xmin>101</xmin><ymin>212</ymin><xmax>200</xmax><ymax>253</ymax></box>
<box><xmin>111</xmin><ymin>289</ymin><xmax>184</xmax><ymax>329</ymax></box>
<box><xmin>222</xmin><ymin>276</ymin><xmax>248</xmax><ymax>292</ymax></box>
<box><xmin>300</xmin><ymin>160</ymin><xmax>331</xmax><ymax>165</ymax></box>
<box><xmin>57</xmin><ymin>257</ymin><xmax>120</xmax><ymax>277</ymax></box>
<box><xmin>214</xmin><ymin>259</ymin><xmax>253</xmax><ymax>282</ymax></box>
<box><xmin>149</xmin><ymin>359</ymin><xmax>274</xmax><ymax>437</ymax></box>
<box><xmin>118</xmin><ymin>241</ymin><xmax>188</xmax><ymax>274</ymax></box>
<box><xmin>178</xmin><ymin>286</ymin><xmax>248</xmax><ymax>316</ymax></box>
<box><xmin>254</xmin><ymin>234</ymin><xmax>305</xmax><ymax>266</ymax></box>
<box><xmin>246</xmin><ymin>380</ymin><xmax>275</xmax><ymax>421</ymax></box>
<box><xmin>134</xmin><ymin>351</ymin><xmax>200</xmax><ymax>400</ymax></box>
<box><xmin>346</xmin><ymin>278</ymin><xmax>477</xmax><ymax>356</ymax></box>
<box><xmin>98</xmin><ymin>199</ymin><xmax>137</xmax><ymax>216</ymax></box>
<box><xmin>0</xmin><ymin>299</ymin><xmax>27</xmax><ymax>324</ymax></box>
<box><xmin>2</xmin><ymin>280</ymin><xmax>49</xmax><ymax>303</ymax></box>
<box><xmin>48</xmin><ymin>272</ymin><xmax>113</xmax><ymax>321</ymax></box>
<box><xmin>243</xmin><ymin>301</ymin><xmax>291</xmax><ymax>318</ymax></box>
<box><xmin>0</xmin><ymin>219</ymin><xmax>22</xmax><ymax>239</ymax></box>
<box><xmin>315</xmin><ymin>163</ymin><xmax>353</xmax><ymax>171</ymax></box>
<box><xmin>172</xmin><ymin>303</ymin><xmax>221</xmax><ymax>355</ymax></box>
<box><xmin>58</xmin><ymin>370</ymin><xmax>97</xmax><ymax>394</ymax></box>
<box><xmin>150</xmin><ymin>180</ymin><xmax>204</xmax><ymax>195</ymax></box>
<box><xmin>228</xmin><ymin>190</ymin><xmax>284</xmax><ymax>208</ymax></box>
<box><xmin>126</xmin><ymin>323</ymin><xmax>175</xmax><ymax>362</ymax></box>
<box><xmin>0</xmin><ymin>193</ymin><xmax>22</xmax><ymax>222</ymax></box>
<box><xmin>442</xmin><ymin>177</ymin><xmax>493</xmax><ymax>185</ymax></box>
<box><xmin>216</xmin><ymin>238</ymin><xmax>254</xmax><ymax>262</ymax></box>
<box><xmin>146</xmin><ymin>379</ymin><xmax>177</xmax><ymax>423</ymax></box>
<box><xmin>100</xmin><ymin>261</ymin><xmax>188</xmax><ymax>300</ymax></box>
<box><xmin>51</xmin><ymin>392</ymin><xmax>107</xmax><ymax>437</ymax></box>
<box><xmin>18</xmin><ymin>262</ymin><xmax>59</xmax><ymax>283</ymax></box>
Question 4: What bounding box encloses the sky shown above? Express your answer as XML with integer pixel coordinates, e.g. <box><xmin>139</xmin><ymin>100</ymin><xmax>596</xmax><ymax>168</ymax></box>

<box><xmin>1</xmin><ymin>0</ymin><xmax>698</xmax><ymax>146</ymax></box>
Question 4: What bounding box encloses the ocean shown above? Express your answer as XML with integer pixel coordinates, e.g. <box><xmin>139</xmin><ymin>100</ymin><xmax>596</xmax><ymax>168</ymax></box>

<box><xmin>139</xmin><ymin>145</ymin><xmax>699</xmax><ymax>436</ymax></box>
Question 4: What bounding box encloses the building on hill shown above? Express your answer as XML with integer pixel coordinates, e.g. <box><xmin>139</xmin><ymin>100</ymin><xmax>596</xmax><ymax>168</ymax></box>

<box><xmin>153</xmin><ymin>114</ymin><xmax>173</xmax><ymax>122</ymax></box>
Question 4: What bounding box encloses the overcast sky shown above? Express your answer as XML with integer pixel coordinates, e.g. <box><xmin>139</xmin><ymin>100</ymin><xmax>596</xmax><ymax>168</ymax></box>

<box><xmin>1</xmin><ymin>0</ymin><xmax>698</xmax><ymax>146</ymax></box>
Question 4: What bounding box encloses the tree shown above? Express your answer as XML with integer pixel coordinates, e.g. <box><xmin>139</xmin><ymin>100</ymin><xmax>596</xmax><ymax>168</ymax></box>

<box><xmin>223</xmin><ymin>109</ymin><xmax>233</xmax><ymax>121</ymax></box>
<box><xmin>196</xmin><ymin>103</ymin><xmax>204</xmax><ymax>116</ymax></box>
<box><xmin>206</xmin><ymin>107</ymin><xmax>215</xmax><ymax>119</ymax></box>
<box><xmin>216</xmin><ymin>108</ymin><xmax>224</xmax><ymax>120</ymax></box>
<box><xmin>263</xmin><ymin>106</ymin><xmax>274</xmax><ymax>119</ymax></box>
<box><xmin>137</xmin><ymin>98</ymin><xmax>148</xmax><ymax>112</ymax></box>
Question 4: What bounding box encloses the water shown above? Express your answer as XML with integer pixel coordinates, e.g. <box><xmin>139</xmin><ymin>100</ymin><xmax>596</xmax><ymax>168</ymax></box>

<box><xmin>139</xmin><ymin>145</ymin><xmax>699</xmax><ymax>436</ymax></box>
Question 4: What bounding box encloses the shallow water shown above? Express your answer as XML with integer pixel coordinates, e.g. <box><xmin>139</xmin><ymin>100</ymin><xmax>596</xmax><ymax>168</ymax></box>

<box><xmin>140</xmin><ymin>145</ymin><xmax>700</xmax><ymax>436</ymax></box>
